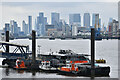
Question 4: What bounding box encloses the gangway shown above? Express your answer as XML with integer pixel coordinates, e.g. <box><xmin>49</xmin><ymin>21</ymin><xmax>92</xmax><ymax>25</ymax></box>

<box><xmin>0</xmin><ymin>41</ymin><xmax>32</xmax><ymax>59</ymax></box>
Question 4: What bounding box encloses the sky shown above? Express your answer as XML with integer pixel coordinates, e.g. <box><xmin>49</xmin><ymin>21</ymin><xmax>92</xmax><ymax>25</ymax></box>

<box><xmin>0</xmin><ymin>0</ymin><xmax>119</xmax><ymax>30</ymax></box>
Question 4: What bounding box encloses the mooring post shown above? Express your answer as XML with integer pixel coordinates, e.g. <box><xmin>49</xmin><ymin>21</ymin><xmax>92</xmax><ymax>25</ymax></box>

<box><xmin>6</xmin><ymin>31</ymin><xmax>9</xmax><ymax>53</ymax></box>
<box><xmin>91</xmin><ymin>28</ymin><xmax>95</xmax><ymax>78</ymax></box>
<box><xmin>32</xmin><ymin>30</ymin><xmax>36</xmax><ymax>64</ymax></box>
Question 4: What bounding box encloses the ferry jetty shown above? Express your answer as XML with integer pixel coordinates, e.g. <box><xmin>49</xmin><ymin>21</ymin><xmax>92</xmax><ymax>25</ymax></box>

<box><xmin>0</xmin><ymin>29</ymin><xmax>110</xmax><ymax>77</ymax></box>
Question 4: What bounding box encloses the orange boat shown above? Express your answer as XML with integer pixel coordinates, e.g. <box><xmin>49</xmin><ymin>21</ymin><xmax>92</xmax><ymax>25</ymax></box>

<box><xmin>58</xmin><ymin>59</ymin><xmax>89</xmax><ymax>76</ymax></box>
<box><xmin>58</xmin><ymin>55</ymin><xmax>110</xmax><ymax>76</ymax></box>
<box><xmin>14</xmin><ymin>57</ymin><xmax>27</xmax><ymax>70</ymax></box>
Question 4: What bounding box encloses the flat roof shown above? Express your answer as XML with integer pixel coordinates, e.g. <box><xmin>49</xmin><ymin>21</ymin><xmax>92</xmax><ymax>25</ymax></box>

<box><xmin>0</xmin><ymin>41</ymin><xmax>28</xmax><ymax>47</ymax></box>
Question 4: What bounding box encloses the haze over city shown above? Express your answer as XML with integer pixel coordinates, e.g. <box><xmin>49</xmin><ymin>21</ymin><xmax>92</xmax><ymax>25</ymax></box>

<box><xmin>0</xmin><ymin>2</ymin><xmax>118</xmax><ymax>30</ymax></box>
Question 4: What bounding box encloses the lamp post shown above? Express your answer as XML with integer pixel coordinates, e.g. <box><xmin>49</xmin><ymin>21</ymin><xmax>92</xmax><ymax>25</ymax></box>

<box><xmin>38</xmin><ymin>45</ymin><xmax>41</xmax><ymax>54</ymax></box>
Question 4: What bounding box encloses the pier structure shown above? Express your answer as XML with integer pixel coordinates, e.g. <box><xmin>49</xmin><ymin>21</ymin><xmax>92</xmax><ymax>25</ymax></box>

<box><xmin>0</xmin><ymin>31</ymin><xmax>31</xmax><ymax>59</ymax></box>
<box><xmin>91</xmin><ymin>28</ymin><xmax>95</xmax><ymax>78</ymax></box>
<box><xmin>6</xmin><ymin>31</ymin><xmax>9</xmax><ymax>53</ymax></box>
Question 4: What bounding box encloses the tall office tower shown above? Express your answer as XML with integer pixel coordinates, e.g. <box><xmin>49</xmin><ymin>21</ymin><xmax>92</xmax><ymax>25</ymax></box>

<box><xmin>51</xmin><ymin>12</ymin><xmax>60</xmax><ymax>29</ymax></box>
<box><xmin>28</xmin><ymin>16</ymin><xmax>32</xmax><ymax>34</ymax></box>
<box><xmin>35</xmin><ymin>19</ymin><xmax>37</xmax><ymax>31</ymax></box>
<box><xmin>5</xmin><ymin>23</ymin><xmax>10</xmax><ymax>32</ymax></box>
<box><xmin>10</xmin><ymin>20</ymin><xmax>14</xmax><ymax>34</ymax></box>
<box><xmin>92</xmin><ymin>13</ymin><xmax>99</xmax><ymax>28</ymax></box>
<box><xmin>22</xmin><ymin>20</ymin><xmax>26</xmax><ymax>33</ymax></box>
<box><xmin>13</xmin><ymin>21</ymin><xmax>18</xmax><ymax>35</ymax></box>
<box><xmin>118</xmin><ymin>1</ymin><xmax>120</xmax><ymax>29</ymax></box>
<box><xmin>17</xmin><ymin>27</ymin><xmax>21</xmax><ymax>34</ymax></box>
<box><xmin>99</xmin><ymin>18</ymin><xmax>101</xmax><ymax>27</ymax></box>
<box><xmin>69</xmin><ymin>14</ymin><xmax>81</xmax><ymax>26</ymax></box>
<box><xmin>83</xmin><ymin>13</ymin><xmax>90</xmax><ymax>28</ymax></box>
<box><xmin>22</xmin><ymin>20</ymin><xmax>28</xmax><ymax>35</ymax></box>
<box><xmin>36</xmin><ymin>12</ymin><xmax>45</xmax><ymax>36</ymax></box>
<box><xmin>44</xmin><ymin>17</ymin><xmax>48</xmax><ymax>25</ymax></box>
<box><xmin>109</xmin><ymin>18</ymin><xmax>113</xmax><ymax>23</ymax></box>
<box><xmin>108</xmin><ymin>19</ymin><xmax>119</xmax><ymax>37</ymax></box>
<box><xmin>71</xmin><ymin>23</ymin><xmax>78</xmax><ymax>36</ymax></box>
<box><xmin>10</xmin><ymin>20</ymin><xmax>18</xmax><ymax>36</ymax></box>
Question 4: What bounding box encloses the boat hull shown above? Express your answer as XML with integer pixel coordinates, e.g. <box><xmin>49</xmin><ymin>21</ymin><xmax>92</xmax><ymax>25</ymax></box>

<box><xmin>77</xmin><ymin>66</ymin><xmax>110</xmax><ymax>77</ymax></box>
<box><xmin>39</xmin><ymin>68</ymin><xmax>58</xmax><ymax>73</ymax></box>
<box><xmin>58</xmin><ymin>66</ymin><xmax>110</xmax><ymax>77</ymax></box>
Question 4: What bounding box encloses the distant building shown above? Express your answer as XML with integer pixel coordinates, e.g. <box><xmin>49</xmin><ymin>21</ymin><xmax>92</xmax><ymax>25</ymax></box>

<box><xmin>4</xmin><ymin>23</ymin><xmax>10</xmax><ymax>32</ymax></box>
<box><xmin>17</xmin><ymin>27</ymin><xmax>21</xmax><ymax>35</ymax></box>
<box><xmin>92</xmin><ymin>13</ymin><xmax>99</xmax><ymax>28</ymax></box>
<box><xmin>51</xmin><ymin>12</ymin><xmax>60</xmax><ymax>30</ymax></box>
<box><xmin>99</xmin><ymin>18</ymin><xmax>101</xmax><ymax>27</ymax></box>
<box><xmin>84</xmin><ymin>13</ymin><xmax>90</xmax><ymax>28</ymax></box>
<box><xmin>113</xmin><ymin>20</ymin><xmax>119</xmax><ymax>36</ymax></box>
<box><xmin>28</xmin><ymin>16</ymin><xmax>32</xmax><ymax>34</ymax></box>
<box><xmin>108</xmin><ymin>19</ymin><xmax>119</xmax><ymax>37</ymax></box>
<box><xmin>109</xmin><ymin>18</ymin><xmax>113</xmax><ymax>23</ymax></box>
<box><xmin>44</xmin><ymin>17</ymin><xmax>48</xmax><ymax>25</ymax></box>
<box><xmin>45</xmin><ymin>24</ymin><xmax>56</xmax><ymax>36</ymax></box>
<box><xmin>10</xmin><ymin>20</ymin><xmax>19</xmax><ymax>37</ymax></box>
<box><xmin>69</xmin><ymin>14</ymin><xmax>81</xmax><ymax>26</ymax></box>
<box><xmin>36</xmin><ymin>12</ymin><xmax>46</xmax><ymax>36</ymax></box>
<box><xmin>65</xmin><ymin>24</ymin><xmax>71</xmax><ymax>37</ymax></box>
<box><xmin>22</xmin><ymin>20</ymin><xmax>28</xmax><ymax>35</ymax></box>
<box><xmin>71</xmin><ymin>23</ymin><xmax>78</xmax><ymax>36</ymax></box>
<box><xmin>45</xmin><ymin>24</ymin><xmax>55</xmax><ymax>31</ymax></box>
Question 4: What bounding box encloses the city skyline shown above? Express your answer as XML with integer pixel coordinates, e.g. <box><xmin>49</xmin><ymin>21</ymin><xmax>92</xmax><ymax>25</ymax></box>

<box><xmin>0</xmin><ymin>2</ymin><xmax>118</xmax><ymax>30</ymax></box>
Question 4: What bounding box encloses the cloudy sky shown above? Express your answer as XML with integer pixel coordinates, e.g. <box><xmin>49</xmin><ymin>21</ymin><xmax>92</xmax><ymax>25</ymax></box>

<box><xmin>0</xmin><ymin>0</ymin><xmax>119</xmax><ymax>30</ymax></box>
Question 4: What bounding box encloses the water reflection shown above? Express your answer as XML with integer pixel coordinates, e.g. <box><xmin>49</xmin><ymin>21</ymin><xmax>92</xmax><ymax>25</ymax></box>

<box><xmin>17</xmin><ymin>70</ymin><xmax>24</xmax><ymax>73</ymax></box>
<box><xmin>5</xmin><ymin>68</ymin><xmax>9</xmax><ymax>76</ymax></box>
<box><xmin>32</xmin><ymin>71</ymin><xmax>36</xmax><ymax>76</ymax></box>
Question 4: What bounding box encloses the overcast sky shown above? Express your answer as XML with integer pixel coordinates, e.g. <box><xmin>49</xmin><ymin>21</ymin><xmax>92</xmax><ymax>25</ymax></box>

<box><xmin>0</xmin><ymin>0</ymin><xmax>119</xmax><ymax>30</ymax></box>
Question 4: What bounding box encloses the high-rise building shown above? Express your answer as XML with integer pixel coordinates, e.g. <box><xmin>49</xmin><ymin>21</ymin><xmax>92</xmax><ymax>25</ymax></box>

<box><xmin>22</xmin><ymin>20</ymin><xmax>28</xmax><ymax>35</ymax></box>
<box><xmin>22</xmin><ymin>20</ymin><xmax>26</xmax><ymax>33</ymax></box>
<box><xmin>84</xmin><ymin>13</ymin><xmax>90</xmax><ymax>28</ymax></box>
<box><xmin>108</xmin><ymin>19</ymin><xmax>119</xmax><ymax>37</ymax></box>
<box><xmin>109</xmin><ymin>18</ymin><xmax>113</xmax><ymax>23</ymax></box>
<box><xmin>10</xmin><ymin>20</ymin><xmax>19</xmax><ymax>37</ymax></box>
<box><xmin>36</xmin><ymin>12</ymin><xmax>45</xmax><ymax>36</ymax></box>
<box><xmin>28</xmin><ymin>16</ymin><xmax>32</xmax><ymax>34</ymax></box>
<box><xmin>4</xmin><ymin>23</ymin><xmax>10</xmax><ymax>32</ymax></box>
<box><xmin>44</xmin><ymin>17</ymin><xmax>48</xmax><ymax>25</ymax></box>
<box><xmin>69</xmin><ymin>14</ymin><xmax>81</xmax><ymax>26</ymax></box>
<box><xmin>92</xmin><ymin>13</ymin><xmax>99</xmax><ymax>28</ymax></box>
<box><xmin>10</xmin><ymin>20</ymin><xmax>14</xmax><ymax>34</ymax></box>
<box><xmin>99</xmin><ymin>18</ymin><xmax>101</xmax><ymax>27</ymax></box>
<box><xmin>51</xmin><ymin>12</ymin><xmax>60</xmax><ymax>29</ymax></box>
<box><xmin>118</xmin><ymin>1</ymin><xmax>120</xmax><ymax>29</ymax></box>
<box><xmin>71</xmin><ymin>23</ymin><xmax>78</xmax><ymax>36</ymax></box>
<box><xmin>17</xmin><ymin>27</ymin><xmax>21</xmax><ymax>35</ymax></box>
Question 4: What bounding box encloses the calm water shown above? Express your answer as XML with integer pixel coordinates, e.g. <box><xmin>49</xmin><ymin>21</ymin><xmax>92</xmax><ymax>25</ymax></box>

<box><xmin>0</xmin><ymin>39</ymin><xmax>118</xmax><ymax>79</ymax></box>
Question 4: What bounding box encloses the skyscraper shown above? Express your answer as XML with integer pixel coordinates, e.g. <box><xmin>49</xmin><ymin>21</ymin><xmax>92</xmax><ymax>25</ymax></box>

<box><xmin>92</xmin><ymin>13</ymin><xmax>99</xmax><ymax>28</ymax></box>
<box><xmin>22</xmin><ymin>20</ymin><xmax>26</xmax><ymax>33</ymax></box>
<box><xmin>22</xmin><ymin>20</ymin><xmax>28</xmax><ymax>35</ymax></box>
<box><xmin>36</xmin><ymin>12</ymin><xmax>46</xmax><ymax>36</ymax></box>
<box><xmin>69</xmin><ymin>14</ymin><xmax>81</xmax><ymax>26</ymax></box>
<box><xmin>51</xmin><ymin>12</ymin><xmax>60</xmax><ymax>29</ymax></box>
<box><xmin>28</xmin><ymin>16</ymin><xmax>32</xmax><ymax>34</ymax></box>
<box><xmin>84</xmin><ymin>13</ymin><xmax>90</xmax><ymax>28</ymax></box>
<box><xmin>5</xmin><ymin>23</ymin><xmax>10</xmax><ymax>32</ymax></box>
<box><xmin>99</xmin><ymin>18</ymin><xmax>101</xmax><ymax>27</ymax></box>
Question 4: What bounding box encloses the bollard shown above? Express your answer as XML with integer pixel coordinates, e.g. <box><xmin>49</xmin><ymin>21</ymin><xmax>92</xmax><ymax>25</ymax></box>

<box><xmin>91</xmin><ymin>28</ymin><xmax>95</xmax><ymax>78</ymax></box>
<box><xmin>32</xmin><ymin>30</ymin><xmax>36</xmax><ymax>64</ymax></box>
<box><xmin>6</xmin><ymin>31</ymin><xmax>9</xmax><ymax>53</ymax></box>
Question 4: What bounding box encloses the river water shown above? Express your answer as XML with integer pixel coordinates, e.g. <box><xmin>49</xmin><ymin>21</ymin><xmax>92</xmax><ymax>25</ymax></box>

<box><xmin>0</xmin><ymin>39</ymin><xmax>118</xmax><ymax>78</ymax></box>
